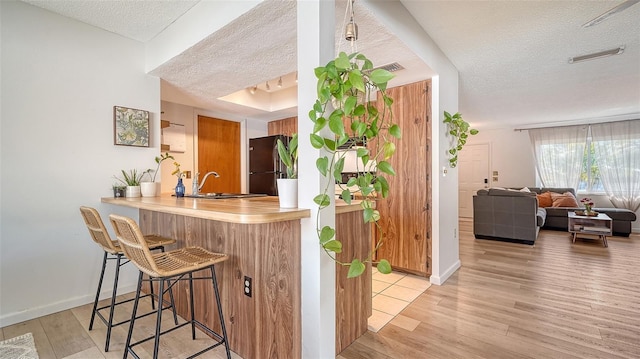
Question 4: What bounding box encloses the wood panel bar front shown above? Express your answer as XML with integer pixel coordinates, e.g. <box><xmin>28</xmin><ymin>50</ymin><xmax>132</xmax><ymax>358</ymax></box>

<box><xmin>103</xmin><ymin>196</ymin><xmax>372</xmax><ymax>357</ymax></box>
<box><xmin>138</xmin><ymin>209</ymin><xmax>301</xmax><ymax>359</ymax></box>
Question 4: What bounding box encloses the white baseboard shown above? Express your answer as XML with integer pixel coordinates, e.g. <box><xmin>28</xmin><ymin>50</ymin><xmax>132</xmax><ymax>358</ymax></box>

<box><xmin>0</xmin><ymin>284</ymin><xmax>137</xmax><ymax>328</ymax></box>
<box><xmin>429</xmin><ymin>260</ymin><xmax>461</xmax><ymax>285</ymax></box>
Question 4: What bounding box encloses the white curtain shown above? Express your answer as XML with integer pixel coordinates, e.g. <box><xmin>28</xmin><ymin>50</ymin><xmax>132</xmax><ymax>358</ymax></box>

<box><xmin>590</xmin><ymin>120</ymin><xmax>640</xmax><ymax>212</ymax></box>
<box><xmin>528</xmin><ymin>125</ymin><xmax>588</xmax><ymax>188</ymax></box>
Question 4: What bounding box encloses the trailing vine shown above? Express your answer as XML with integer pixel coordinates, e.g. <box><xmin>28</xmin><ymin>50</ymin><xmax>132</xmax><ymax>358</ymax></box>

<box><xmin>443</xmin><ymin>111</ymin><xmax>478</xmax><ymax>168</ymax></box>
<box><xmin>309</xmin><ymin>52</ymin><xmax>401</xmax><ymax>278</ymax></box>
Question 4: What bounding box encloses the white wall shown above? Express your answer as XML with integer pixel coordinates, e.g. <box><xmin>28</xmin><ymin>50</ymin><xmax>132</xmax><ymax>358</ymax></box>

<box><xmin>467</xmin><ymin>128</ymin><xmax>537</xmax><ymax>187</ymax></box>
<box><xmin>0</xmin><ymin>1</ymin><xmax>160</xmax><ymax>326</ymax></box>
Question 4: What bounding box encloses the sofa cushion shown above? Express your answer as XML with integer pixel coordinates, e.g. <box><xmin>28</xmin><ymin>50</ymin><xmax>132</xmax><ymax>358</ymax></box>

<box><xmin>594</xmin><ymin>208</ymin><xmax>638</xmax><ymax>221</ymax></box>
<box><xmin>488</xmin><ymin>188</ymin><xmax>537</xmax><ymax>197</ymax></box>
<box><xmin>551</xmin><ymin>191</ymin><xmax>579</xmax><ymax>207</ymax></box>
<box><xmin>537</xmin><ymin>207</ymin><xmax>547</xmax><ymax>227</ymax></box>
<box><xmin>536</xmin><ymin>192</ymin><xmax>553</xmax><ymax>207</ymax></box>
<box><xmin>543</xmin><ymin>187</ymin><xmax>576</xmax><ymax>196</ymax></box>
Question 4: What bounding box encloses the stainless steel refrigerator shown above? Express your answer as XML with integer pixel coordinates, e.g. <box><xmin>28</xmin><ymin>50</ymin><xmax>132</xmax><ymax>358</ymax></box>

<box><xmin>249</xmin><ymin>135</ymin><xmax>290</xmax><ymax>196</ymax></box>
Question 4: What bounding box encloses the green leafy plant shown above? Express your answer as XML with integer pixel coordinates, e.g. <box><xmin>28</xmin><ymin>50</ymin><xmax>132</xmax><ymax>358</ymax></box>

<box><xmin>309</xmin><ymin>51</ymin><xmax>401</xmax><ymax>278</ymax></box>
<box><xmin>443</xmin><ymin>111</ymin><xmax>478</xmax><ymax>168</ymax></box>
<box><xmin>144</xmin><ymin>152</ymin><xmax>174</xmax><ymax>182</ymax></box>
<box><xmin>277</xmin><ymin>133</ymin><xmax>298</xmax><ymax>179</ymax></box>
<box><xmin>114</xmin><ymin>169</ymin><xmax>145</xmax><ymax>186</ymax></box>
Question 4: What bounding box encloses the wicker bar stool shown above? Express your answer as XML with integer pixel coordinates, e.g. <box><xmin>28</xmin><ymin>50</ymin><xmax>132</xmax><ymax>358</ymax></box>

<box><xmin>79</xmin><ymin>206</ymin><xmax>179</xmax><ymax>352</ymax></box>
<box><xmin>109</xmin><ymin>214</ymin><xmax>231</xmax><ymax>359</ymax></box>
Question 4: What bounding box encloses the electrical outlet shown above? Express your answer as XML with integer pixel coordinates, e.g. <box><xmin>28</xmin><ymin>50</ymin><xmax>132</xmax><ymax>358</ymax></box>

<box><xmin>244</xmin><ymin>276</ymin><xmax>252</xmax><ymax>297</ymax></box>
<box><xmin>454</xmin><ymin>228</ymin><xmax>457</xmax><ymax>238</ymax></box>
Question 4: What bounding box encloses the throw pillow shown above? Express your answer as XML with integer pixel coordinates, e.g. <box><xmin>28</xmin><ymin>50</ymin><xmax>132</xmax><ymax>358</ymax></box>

<box><xmin>550</xmin><ymin>191</ymin><xmax>579</xmax><ymax>207</ymax></box>
<box><xmin>520</xmin><ymin>187</ymin><xmax>531</xmax><ymax>192</ymax></box>
<box><xmin>536</xmin><ymin>192</ymin><xmax>553</xmax><ymax>207</ymax></box>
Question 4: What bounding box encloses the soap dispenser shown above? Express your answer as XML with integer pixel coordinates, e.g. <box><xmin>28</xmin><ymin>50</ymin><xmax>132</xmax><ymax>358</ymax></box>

<box><xmin>192</xmin><ymin>172</ymin><xmax>199</xmax><ymax>195</ymax></box>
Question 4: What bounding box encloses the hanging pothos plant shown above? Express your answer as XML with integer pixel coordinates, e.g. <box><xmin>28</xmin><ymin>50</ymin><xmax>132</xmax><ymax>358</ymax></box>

<box><xmin>309</xmin><ymin>51</ymin><xmax>401</xmax><ymax>278</ymax></box>
<box><xmin>443</xmin><ymin>111</ymin><xmax>478</xmax><ymax>168</ymax></box>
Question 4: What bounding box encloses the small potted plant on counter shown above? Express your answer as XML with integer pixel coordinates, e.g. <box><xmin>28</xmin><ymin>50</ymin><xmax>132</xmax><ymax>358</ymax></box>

<box><xmin>114</xmin><ymin>169</ymin><xmax>144</xmax><ymax>197</ymax></box>
<box><xmin>276</xmin><ymin>133</ymin><xmax>298</xmax><ymax>208</ymax></box>
<box><xmin>141</xmin><ymin>152</ymin><xmax>174</xmax><ymax>197</ymax></box>
<box><xmin>112</xmin><ymin>184</ymin><xmax>126</xmax><ymax>198</ymax></box>
<box><xmin>171</xmin><ymin>161</ymin><xmax>186</xmax><ymax>197</ymax></box>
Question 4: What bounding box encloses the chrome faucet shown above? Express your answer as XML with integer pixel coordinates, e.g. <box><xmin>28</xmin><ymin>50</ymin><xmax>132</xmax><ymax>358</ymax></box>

<box><xmin>193</xmin><ymin>171</ymin><xmax>220</xmax><ymax>195</ymax></box>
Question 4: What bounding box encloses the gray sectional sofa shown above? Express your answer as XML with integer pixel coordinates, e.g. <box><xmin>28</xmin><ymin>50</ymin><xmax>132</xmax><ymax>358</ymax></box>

<box><xmin>473</xmin><ymin>187</ymin><xmax>637</xmax><ymax>245</ymax></box>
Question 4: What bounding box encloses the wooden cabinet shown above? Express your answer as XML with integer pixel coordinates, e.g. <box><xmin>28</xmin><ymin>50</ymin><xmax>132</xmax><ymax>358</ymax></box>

<box><xmin>268</xmin><ymin>116</ymin><xmax>297</xmax><ymax>136</ymax></box>
<box><xmin>374</xmin><ymin>80</ymin><xmax>432</xmax><ymax>276</ymax></box>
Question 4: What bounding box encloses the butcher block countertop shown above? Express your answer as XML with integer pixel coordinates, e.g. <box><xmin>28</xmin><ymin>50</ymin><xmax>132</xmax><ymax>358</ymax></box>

<box><xmin>102</xmin><ymin>195</ymin><xmax>363</xmax><ymax>224</ymax></box>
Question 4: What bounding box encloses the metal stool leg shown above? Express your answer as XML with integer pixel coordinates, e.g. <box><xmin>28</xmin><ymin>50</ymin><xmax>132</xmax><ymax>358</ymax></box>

<box><xmin>166</xmin><ymin>278</ymin><xmax>179</xmax><ymax>325</ymax></box>
<box><xmin>104</xmin><ymin>253</ymin><xmax>123</xmax><ymax>352</ymax></box>
<box><xmin>211</xmin><ymin>265</ymin><xmax>231</xmax><ymax>359</ymax></box>
<box><xmin>189</xmin><ymin>272</ymin><xmax>196</xmax><ymax>339</ymax></box>
<box><xmin>123</xmin><ymin>271</ymin><xmax>144</xmax><ymax>359</ymax></box>
<box><xmin>152</xmin><ymin>278</ymin><xmax>165</xmax><ymax>359</ymax></box>
<box><xmin>89</xmin><ymin>252</ymin><xmax>108</xmax><ymax>331</ymax></box>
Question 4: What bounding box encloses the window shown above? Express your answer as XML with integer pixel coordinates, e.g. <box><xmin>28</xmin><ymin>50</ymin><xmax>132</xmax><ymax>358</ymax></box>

<box><xmin>577</xmin><ymin>132</ymin><xmax>604</xmax><ymax>193</ymax></box>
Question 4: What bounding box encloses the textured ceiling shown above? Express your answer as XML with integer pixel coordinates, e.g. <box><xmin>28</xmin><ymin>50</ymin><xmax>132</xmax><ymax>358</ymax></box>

<box><xmin>20</xmin><ymin>0</ymin><xmax>640</xmax><ymax>129</ymax></box>
<box><xmin>22</xmin><ymin>0</ymin><xmax>199</xmax><ymax>42</ymax></box>
<box><xmin>403</xmin><ymin>0</ymin><xmax>640</xmax><ymax>129</ymax></box>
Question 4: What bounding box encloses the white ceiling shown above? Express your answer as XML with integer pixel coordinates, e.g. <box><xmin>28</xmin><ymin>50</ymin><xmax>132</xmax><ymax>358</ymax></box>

<box><xmin>21</xmin><ymin>0</ymin><xmax>640</xmax><ymax>129</ymax></box>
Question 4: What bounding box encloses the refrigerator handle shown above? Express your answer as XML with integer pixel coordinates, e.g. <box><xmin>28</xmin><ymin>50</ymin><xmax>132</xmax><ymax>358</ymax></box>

<box><xmin>273</xmin><ymin>142</ymin><xmax>280</xmax><ymax>178</ymax></box>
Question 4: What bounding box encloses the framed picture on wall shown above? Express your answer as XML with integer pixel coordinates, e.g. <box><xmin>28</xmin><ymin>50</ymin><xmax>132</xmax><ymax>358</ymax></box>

<box><xmin>113</xmin><ymin>105</ymin><xmax>150</xmax><ymax>147</ymax></box>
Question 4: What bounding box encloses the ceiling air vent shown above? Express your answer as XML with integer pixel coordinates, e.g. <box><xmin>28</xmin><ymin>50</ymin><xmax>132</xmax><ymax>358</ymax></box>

<box><xmin>374</xmin><ymin>62</ymin><xmax>404</xmax><ymax>72</ymax></box>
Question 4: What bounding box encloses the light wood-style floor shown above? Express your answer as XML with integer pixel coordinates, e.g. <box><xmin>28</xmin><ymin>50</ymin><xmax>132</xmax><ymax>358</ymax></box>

<box><xmin>339</xmin><ymin>220</ymin><xmax>640</xmax><ymax>359</ymax></box>
<box><xmin>2</xmin><ymin>221</ymin><xmax>639</xmax><ymax>358</ymax></box>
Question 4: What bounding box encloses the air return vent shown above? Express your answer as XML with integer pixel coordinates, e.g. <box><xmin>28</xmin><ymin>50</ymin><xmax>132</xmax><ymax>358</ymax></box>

<box><xmin>373</xmin><ymin>62</ymin><xmax>404</xmax><ymax>72</ymax></box>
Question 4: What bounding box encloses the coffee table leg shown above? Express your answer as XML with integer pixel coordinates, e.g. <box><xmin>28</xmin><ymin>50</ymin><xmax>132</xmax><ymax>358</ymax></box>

<box><xmin>602</xmin><ymin>235</ymin><xmax>608</xmax><ymax>248</ymax></box>
<box><xmin>572</xmin><ymin>232</ymin><xmax>576</xmax><ymax>243</ymax></box>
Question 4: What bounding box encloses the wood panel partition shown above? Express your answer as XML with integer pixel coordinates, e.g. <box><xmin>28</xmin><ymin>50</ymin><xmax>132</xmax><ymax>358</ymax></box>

<box><xmin>335</xmin><ymin>210</ymin><xmax>372</xmax><ymax>354</ymax></box>
<box><xmin>374</xmin><ymin>80</ymin><xmax>432</xmax><ymax>276</ymax></box>
<box><xmin>139</xmin><ymin>209</ymin><xmax>301</xmax><ymax>359</ymax></box>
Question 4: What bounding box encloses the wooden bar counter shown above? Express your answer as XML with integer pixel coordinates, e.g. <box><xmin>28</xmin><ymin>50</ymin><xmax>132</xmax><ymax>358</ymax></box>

<box><xmin>102</xmin><ymin>195</ymin><xmax>371</xmax><ymax>358</ymax></box>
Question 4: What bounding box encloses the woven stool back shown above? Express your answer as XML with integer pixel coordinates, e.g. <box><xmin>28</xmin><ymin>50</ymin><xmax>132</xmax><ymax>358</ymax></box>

<box><xmin>80</xmin><ymin>206</ymin><xmax>120</xmax><ymax>255</ymax></box>
<box><xmin>109</xmin><ymin>214</ymin><xmax>161</xmax><ymax>277</ymax></box>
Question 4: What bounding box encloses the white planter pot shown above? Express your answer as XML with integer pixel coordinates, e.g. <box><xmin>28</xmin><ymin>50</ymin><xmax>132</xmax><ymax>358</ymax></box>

<box><xmin>140</xmin><ymin>182</ymin><xmax>160</xmax><ymax>197</ymax></box>
<box><xmin>277</xmin><ymin>178</ymin><xmax>298</xmax><ymax>208</ymax></box>
<box><xmin>125</xmin><ymin>185</ymin><xmax>141</xmax><ymax>198</ymax></box>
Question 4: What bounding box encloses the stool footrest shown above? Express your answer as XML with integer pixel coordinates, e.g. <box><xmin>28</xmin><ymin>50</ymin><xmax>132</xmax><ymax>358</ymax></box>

<box><xmin>127</xmin><ymin>319</ymin><xmax>227</xmax><ymax>359</ymax></box>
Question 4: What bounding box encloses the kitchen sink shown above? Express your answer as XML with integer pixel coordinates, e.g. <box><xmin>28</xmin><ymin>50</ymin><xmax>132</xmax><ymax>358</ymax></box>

<box><xmin>184</xmin><ymin>193</ymin><xmax>268</xmax><ymax>199</ymax></box>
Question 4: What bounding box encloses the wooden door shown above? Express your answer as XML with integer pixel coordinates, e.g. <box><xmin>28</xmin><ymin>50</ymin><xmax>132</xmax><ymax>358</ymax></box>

<box><xmin>458</xmin><ymin>143</ymin><xmax>490</xmax><ymax>218</ymax></box>
<box><xmin>197</xmin><ymin>115</ymin><xmax>240</xmax><ymax>193</ymax></box>
<box><xmin>374</xmin><ymin>80</ymin><xmax>431</xmax><ymax>276</ymax></box>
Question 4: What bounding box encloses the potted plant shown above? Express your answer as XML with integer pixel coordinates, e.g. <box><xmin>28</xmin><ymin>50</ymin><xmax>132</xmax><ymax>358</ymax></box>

<box><xmin>443</xmin><ymin>111</ymin><xmax>478</xmax><ymax>168</ymax></box>
<box><xmin>171</xmin><ymin>161</ymin><xmax>186</xmax><ymax>197</ymax></box>
<box><xmin>112</xmin><ymin>184</ymin><xmax>126</xmax><ymax>198</ymax></box>
<box><xmin>276</xmin><ymin>133</ymin><xmax>298</xmax><ymax>208</ymax></box>
<box><xmin>141</xmin><ymin>152</ymin><xmax>174</xmax><ymax>197</ymax></box>
<box><xmin>114</xmin><ymin>169</ymin><xmax>145</xmax><ymax>197</ymax></box>
<box><xmin>309</xmin><ymin>51</ymin><xmax>400</xmax><ymax>278</ymax></box>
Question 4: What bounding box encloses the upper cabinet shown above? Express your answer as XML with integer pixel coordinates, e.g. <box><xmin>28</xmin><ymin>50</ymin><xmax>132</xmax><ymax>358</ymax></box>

<box><xmin>268</xmin><ymin>116</ymin><xmax>297</xmax><ymax>136</ymax></box>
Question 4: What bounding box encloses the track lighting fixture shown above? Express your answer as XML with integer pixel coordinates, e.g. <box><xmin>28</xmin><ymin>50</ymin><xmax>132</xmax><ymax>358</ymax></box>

<box><xmin>265</xmin><ymin>81</ymin><xmax>270</xmax><ymax>91</ymax></box>
<box><xmin>249</xmin><ymin>85</ymin><xmax>257</xmax><ymax>95</ymax></box>
<box><xmin>277</xmin><ymin>77</ymin><xmax>282</xmax><ymax>88</ymax></box>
